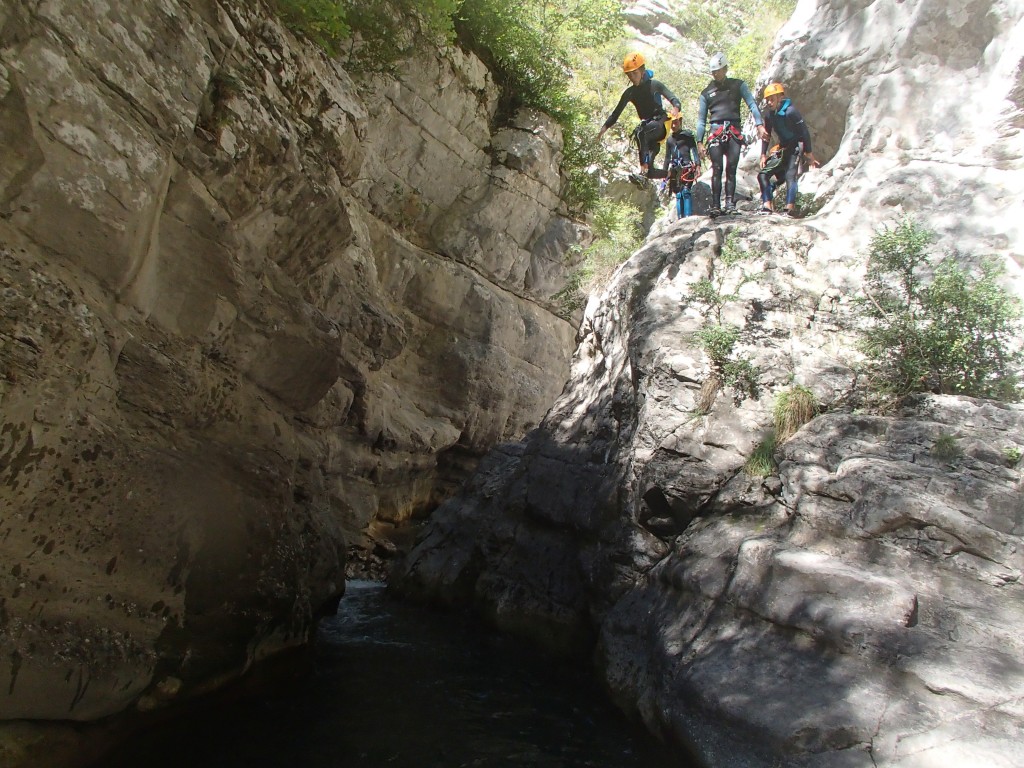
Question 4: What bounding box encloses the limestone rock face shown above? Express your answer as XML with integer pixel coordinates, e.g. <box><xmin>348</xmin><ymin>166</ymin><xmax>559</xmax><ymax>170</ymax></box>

<box><xmin>397</xmin><ymin>214</ymin><xmax>1024</xmax><ymax>766</ymax></box>
<box><xmin>396</xmin><ymin>3</ymin><xmax>1024</xmax><ymax>762</ymax></box>
<box><xmin>0</xmin><ymin>0</ymin><xmax>579</xmax><ymax>750</ymax></box>
<box><xmin>766</xmin><ymin>0</ymin><xmax>1024</xmax><ymax>268</ymax></box>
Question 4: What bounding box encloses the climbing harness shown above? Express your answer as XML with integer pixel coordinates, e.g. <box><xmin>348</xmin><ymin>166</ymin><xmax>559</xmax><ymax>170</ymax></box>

<box><xmin>705</xmin><ymin>121</ymin><xmax>744</xmax><ymax>148</ymax></box>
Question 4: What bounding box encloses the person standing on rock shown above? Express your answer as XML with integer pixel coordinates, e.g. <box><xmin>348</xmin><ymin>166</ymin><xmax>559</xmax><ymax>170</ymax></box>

<box><xmin>696</xmin><ymin>52</ymin><xmax>768</xmax><ymax>217</ymax></box>
<box><xmin>757</xmin><ymin>82</ymin><xmax>820</xmax><ymax>217</ymax></box>
<box><xmin>597</xmin><ymin>51</ymin><xmax>682</xmax><ymax>180</ymax></box>
<box><xmin>661</xmin><ymin>114</ymin><xmax>701</xmax><ymax>217</ymax></box>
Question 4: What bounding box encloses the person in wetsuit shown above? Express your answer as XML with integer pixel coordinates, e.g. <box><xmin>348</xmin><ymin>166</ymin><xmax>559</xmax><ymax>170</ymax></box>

<box><xmin>597</xmin><ymin>51</ymin><xmax>682</xmax><ymax>178</ymax></box>
<box><xmin>663</xmin><ymin>114</ymin><xmax>700</xmax><ymax>174</ymax></box>
<box><xmin>757</xmin><ymin>82</ymin><xmax>820</xmax><ymax>216</ymax></box>
<box><xmin>695</xmin><ymin>51</ymin><xmax>767</xmax><ymax>216</ymax></box>
<box><xmin>662</xmin><ymin>115</ymin><xmax>701</xmax><ymax>217</ymax></box>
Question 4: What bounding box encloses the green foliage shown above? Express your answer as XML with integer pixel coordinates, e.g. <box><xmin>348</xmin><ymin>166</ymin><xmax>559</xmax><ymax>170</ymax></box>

<box><xmin>688</xmin><ymin>234</ymin><xmax>760</xmax><ymax>400</ymax></box>
<box><xmin>690</xmin><ymin>277</ymin><xmax>722</xmax><ymax>310</ymax></box>
<box><xmin>857</xmin><ymin>218</ymin><xmax>1024</xmax><ymax>401</ymax></box>
<box><xmin>745</xmin><ymin>432</ymin><xmax>778</xmax><ymax>477</ymax></box>
<box><xmin>270</xmin><ymin>0</ymin><xmax>623</xmax><ymax>211</ymax></box>
<box><xmin>272</xmin><ymin>0</ymin><xmax>351</xmax><ymax>52</ymax></box>
<box><xmin>723</xmin><ymin>358</ymin><xmax>760</xmax><ymax>399</ymax></box>
<box><xmin>931</xmin><ymin>433</ymin><xmax>961</xmax><ymax>460</ymax></box>
<box><xmin>721</xmin><ymin>232</ymin><xmax>751</xmax><ymax>267</ymax></box>
<box><xmin>1003</xmin><ymin>446</ymin><xmax>1022</xmax><ymax>465</ymax></box>
<box><xmin>271</xmin><ymin>0</ymin><xmax>458</xmax><ymax>62</ymax></box>
<box><xmin>456</xmin><ymin>0</ymin><xmax>625</xmax><ymax>211</ymax></box>
<box><xmin>773</xmin><ymin>384</ymin><xmax>817</xmax><ymax>441</ymax></box>
<box><xmin>696</xmin><ymin>323</ymin><xmax>740</xmax><ymax>365</ymax></box>
<box><xmin>554</xmin><ymin>198</ymin><xmax>643</xmax><ymax>314</ymax></box>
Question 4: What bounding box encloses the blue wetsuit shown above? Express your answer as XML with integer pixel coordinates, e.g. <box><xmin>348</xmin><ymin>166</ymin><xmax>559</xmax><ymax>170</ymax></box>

<box><xmin>758</xmin><ymin>99</ymin><xmax>813</xmax><ymax>206</ymax></box>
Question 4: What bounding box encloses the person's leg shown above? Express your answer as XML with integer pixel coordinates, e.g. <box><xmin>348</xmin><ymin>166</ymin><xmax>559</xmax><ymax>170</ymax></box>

<box><xmin>723</xmin><ymin>138</ymin><xmax>741</xmax><ymax>211</ymax></box>
<box><xmin>784</xmin><ymin>150</ymin><xmax>801</xmax><ymax>214</ymax></box>
<box><xmin>709</xmin><ymin>143</ymin><xmax>725</xmax><ymax>212</ymax></box>
<box><xmin>757</xmin><ymin>171</ymin><xmax>773</xmax><ymax>210</ymax></box>
<box><xmin>642</xmin><ymin>121</ymin><xmax>666</xmax><ymax>177</ymax></box>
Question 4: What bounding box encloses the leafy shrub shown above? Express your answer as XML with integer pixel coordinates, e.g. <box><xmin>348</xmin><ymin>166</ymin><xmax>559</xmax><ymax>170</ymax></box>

<box><xmin>773</xmin><ymin>384</ymin><xmax>817</xmax><ymax>441</ymax></box>
<box><xmin>695</xmin><ymin>323</ymin><xmax>740</xmax><ymax>365</ymax></box>
<box><xmin>271</xmin><ymin>0</ymin><xmax>458</xmax><ymax>61</ymax></box>
<box><xmin>687</xmin><ymin>233</ymin><xmax>751</xmax><ymax>319</ymax></box>
<box><xmin>724</xmin><ymin>358</ymin><xmax>760</xmax><ymax>399</ymax></box>
<box><xmin>270</xmin><ymin>0</ymin><xmax>623</xmax><ymax>212</ymax></box>
<box><xmin>456</xmin><ymin>0</ymin><xmax>624</xmax><ymax>211</ymax></box>
<box><xmin>554</xmin><ymin>198</ymin><xmax>643</xmax><ymax>314</ymax></box>
<box><xmin>857</xmin><ymin>218</ymin><xmax>1024</xmax><ymax>401</ymax></box>
<box><xmin>1004</xmin><ymin>446</ymin><xmax>1022</xmax><ymax>465</ymax></box>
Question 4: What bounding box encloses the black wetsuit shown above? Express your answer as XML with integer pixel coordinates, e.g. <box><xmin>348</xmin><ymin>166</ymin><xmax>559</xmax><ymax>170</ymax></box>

<box><xmin>604</xmin><ymin>72</ymin><xmax>682</xmax><ymax>172</ymax></box>
<box><xmin>663</xmin><ymin>129</ymin><xmax>699</xmax><ymax>191</ymax></box>
<box><xmin>697</xmin><ymin>77</ymin><xmax>763</xmax><ymax>209</ymax></box>
<box><xmin>758</xmin><ymin>99</ymin><xmax>813</xmax><ymax>206</ymax></box>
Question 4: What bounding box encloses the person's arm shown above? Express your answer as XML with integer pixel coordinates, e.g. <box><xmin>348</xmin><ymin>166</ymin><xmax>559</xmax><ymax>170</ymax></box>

<box><xmin>597</xmin><ymin>89</ymin><xmax>632</xmax><ymax>140</ymax></box>
<box><xmin>654</xmin><ymin>80</ymin><xmax>682</xmax><ymax>115</ymax></box>
<box><xmin>740</xmin><ymin>81</ymin><xmax>769</xmax><ymax>140</ymax></box>
<box><xmin>695</xmin><ymin>92</ymin><xmax>709</xmax><ymax>143</ymax></box>
<box><xmin>760</xmin><ymin>112</ymin><xmax>772</xmax><ymax>163</ymax></box>
<box><xmin>739</xmin><ymin>82</ymin><xmax>763</xmax><ymax>124</ymax></box>
<box><xmin>788</xmin><ymin>106</ymin><xmax>819</xmax><ymax>165</ymax></box>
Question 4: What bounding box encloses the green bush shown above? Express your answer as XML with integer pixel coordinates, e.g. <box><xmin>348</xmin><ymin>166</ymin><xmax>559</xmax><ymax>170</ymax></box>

<box><xmin>554</xmin><ymin>197</ymin><xmax>643</xmax><ymax>314</ymax></box>
<box><xmin>270</xmin><ymin>0</ymin><xmax>623</xmax><ymax>212</ymax></box>
<box><xmin>857</xmin><ymin>218</ymin><xmax>1024</xmax><ymax>401</ymax></box>
<box><xmin>271</xmin><ymin>0</ymin><xmax>458</xmax><ymax>61</ymax></box>
<box><xmin>723</xmin><ymin>358</ymin><xmax>760</xmax><ymax>399</ymax></box>
<box><xmin>696</xmin><ymin>323</ymin><xmax>740</xmax><ymax>365</ymax></box>
<box><xmin>931</xmin><ymin>433</ymin><xmax>961</xmax><ymax>460</ymax></box>
<box><xmin>455</xmin><ymin>0</ymin><xmax>624</xmax><ymax>211</ymax></box>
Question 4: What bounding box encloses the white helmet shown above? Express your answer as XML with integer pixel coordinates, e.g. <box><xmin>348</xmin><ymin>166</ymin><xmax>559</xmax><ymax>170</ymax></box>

<box><xmin>708</xmin><ymin>52</ymin><xmax>728</xmax><ymax>72</ymax></box>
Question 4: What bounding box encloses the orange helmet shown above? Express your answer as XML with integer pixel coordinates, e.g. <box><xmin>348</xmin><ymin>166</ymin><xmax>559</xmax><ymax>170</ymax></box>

<box><xmin>764</xmin><ymin>82</ymin><xmax>785</xmax><ymax>98</ymax></box>
<box><xmin>623</xmin><ymin>52</ymin><xmax>645</xmax><ymax>73</ymax></box>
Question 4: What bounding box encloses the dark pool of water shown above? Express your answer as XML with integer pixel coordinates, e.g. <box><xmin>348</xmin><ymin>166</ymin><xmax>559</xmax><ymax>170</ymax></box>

<box><xmin>98</xmin><ymin>580</ymin><xmax>691</xmax><ymax>767</ymax></box>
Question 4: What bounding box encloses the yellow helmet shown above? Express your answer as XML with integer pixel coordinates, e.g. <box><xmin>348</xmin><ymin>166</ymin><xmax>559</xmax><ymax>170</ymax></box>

<box><xmin>764</xmin><ymin>82</ymin><xmax>785</xmax><ymax>98</ymax></box>
<box><xmin>623</xmin><ymin>52</ymin><xmax>645</xmax><ymax>73</ymax></box>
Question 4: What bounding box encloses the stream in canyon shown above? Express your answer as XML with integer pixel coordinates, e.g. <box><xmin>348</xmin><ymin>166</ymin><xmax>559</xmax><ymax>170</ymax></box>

<box><xmin>98</xmin><ymin>579</ymin><xmax>691</xmax><ymax>767</ymax></box>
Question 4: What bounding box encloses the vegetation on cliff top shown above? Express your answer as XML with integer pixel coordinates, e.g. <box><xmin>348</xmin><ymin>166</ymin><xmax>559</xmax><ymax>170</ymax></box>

<box><xmin>272</xmin><ymin>0</ymin><xmax>623</xmax><ymax>211</ymax></box>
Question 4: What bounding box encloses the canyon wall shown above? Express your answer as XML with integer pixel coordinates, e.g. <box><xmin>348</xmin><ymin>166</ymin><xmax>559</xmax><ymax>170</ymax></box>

<box><xmin>0</xmin><ymin>0</ymin><xmax>581</xmax><ymax>761</ymax></box>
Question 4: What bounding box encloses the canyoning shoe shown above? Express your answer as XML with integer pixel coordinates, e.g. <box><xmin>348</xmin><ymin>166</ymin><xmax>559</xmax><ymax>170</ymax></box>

<box><xmin>724</xmin><ymin>199</ymin><xmax>737</xmax><ymax>214</ymax></box>
<box><xmin>707</xmin><ymin>206</ymin><xmax>722</xmax><ymax>218</ymax></box>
